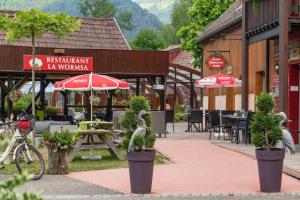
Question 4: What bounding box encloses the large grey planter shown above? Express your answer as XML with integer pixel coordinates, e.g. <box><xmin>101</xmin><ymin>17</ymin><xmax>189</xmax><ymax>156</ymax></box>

<box><xmin>255</xmin><ymin>148</ymin><xmax>285</xmax><ymax>192</ymax></box>
<box><xmin>128</xmin><ymin>150</ymin><xmax>156</xmax><ymax>194</ymax></box>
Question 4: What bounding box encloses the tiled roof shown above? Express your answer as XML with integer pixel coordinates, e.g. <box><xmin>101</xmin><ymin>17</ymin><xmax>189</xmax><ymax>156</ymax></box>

<box><xmin>198</xmin><ymin>0</ymin><xmax>242</xmax><ymax>43</ymax></box>
<box><xmin>0</xmin><ymin>10</ymin><xmax>130</xmax><ymax>50</ymax></box>
<box><xmin>171</xmin><ymin>51</ymin><xmax>193</xmax><ymax>68</ymax></box>
<box><xmin>163</xmin><ymin>44</ymin><xmax>180</xmax><ymax>51</ymax></box>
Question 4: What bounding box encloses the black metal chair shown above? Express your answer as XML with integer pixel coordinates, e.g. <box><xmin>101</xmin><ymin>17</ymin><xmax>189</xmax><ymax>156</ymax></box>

<box><xmin>165</xmin><ymin>110</ymin><xmax>175</xmax><ymax>133</ymax></box>
<box><xmin>208</xmin><ymin>110</ymin><xmax>221</xmax><ymax>139</ymax></box>
<box><xmin>234</xmin><ymin>112</ymin><xmax>254</xmax><ymax>144</ymax></box>
<box><xmin>221</xmin><ymin>110</ymin><xmax>235</xmax><ymax>140</ymax></box>
<box><xmin>187</xmin><ymin>110</ymin><xmax>203</xmax><ymax>132</ymax></box>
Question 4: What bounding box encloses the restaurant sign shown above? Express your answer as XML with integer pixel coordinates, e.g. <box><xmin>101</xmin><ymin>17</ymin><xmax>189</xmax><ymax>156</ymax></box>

<box><xmin>23</xmin><ymin>55</ymin><xmax>93</xmax><ymax>72</ymax></box>
<box><xmin>206</xmin><ymin>54</ymin><xmax>227</xmax><ymax>71</ymax></box>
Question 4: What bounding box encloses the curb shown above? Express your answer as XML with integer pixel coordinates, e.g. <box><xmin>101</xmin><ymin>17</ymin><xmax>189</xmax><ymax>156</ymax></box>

<box><xmin>44</xmin><ymin>192</ymin><xmax>300</xmax><ymax>199</ymax></box>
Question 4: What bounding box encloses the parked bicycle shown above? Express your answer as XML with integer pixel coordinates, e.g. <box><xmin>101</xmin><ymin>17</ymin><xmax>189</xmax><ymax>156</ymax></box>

<box><xmin>0</xmin><ymin>111</ymin><xmax>45</xmax><ymax>180</ymax></box>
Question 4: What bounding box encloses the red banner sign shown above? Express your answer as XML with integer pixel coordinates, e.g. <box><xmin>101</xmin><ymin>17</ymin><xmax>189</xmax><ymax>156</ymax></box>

<box><xmin>23</xmin><ymin>55</ymin><xmax>93</xmax><ymax>72</ymax></box>
<box><xmin>206</xmin><ymin>54</ymin><xmax>226</xmax><ymax>71</ymax></box>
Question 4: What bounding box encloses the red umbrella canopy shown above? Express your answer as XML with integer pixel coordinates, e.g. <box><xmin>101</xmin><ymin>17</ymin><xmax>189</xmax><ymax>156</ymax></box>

<box><xmin>54</xmin><ymin>73</ymin><xmax>130</xmax><ymax>91</ymax></box>
<box><xmin>195</xmin><ymin>73</ymin><xmax>241</xmax><ymax>88</ymax></box>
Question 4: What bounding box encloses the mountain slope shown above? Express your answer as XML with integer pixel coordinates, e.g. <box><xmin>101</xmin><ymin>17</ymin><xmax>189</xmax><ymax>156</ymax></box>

<box><xmin>0</xmin><ymin>0</ymin><xmax>162</xmax><ymax>39</ymax></box>
<box><xmin>132</xmin><ymin>0</ymin><xmax>175</xmax><ymax>23</ymax></box>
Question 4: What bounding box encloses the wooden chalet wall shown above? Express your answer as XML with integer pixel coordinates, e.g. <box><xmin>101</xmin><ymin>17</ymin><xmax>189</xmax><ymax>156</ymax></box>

<box><xmin>202</xmin><ymin>26</ymin><xmax>267</xmax><ymax>111</ymax></box>
<box><xmin>0</xmin><ymin>46</ymin><xmax>169</xmax><ymax>77</ymax></box>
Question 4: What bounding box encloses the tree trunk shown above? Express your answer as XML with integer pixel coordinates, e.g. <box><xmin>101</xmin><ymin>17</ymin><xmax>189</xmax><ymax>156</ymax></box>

<box><xmin>31</xmin><ymin>33</ymin><xmax>36</xmax><ymax>146</ymax></box>
<box><xmin>48</xmin><ymin>149</ymin><xmax>69</xmax><ymax>175</ymax></box>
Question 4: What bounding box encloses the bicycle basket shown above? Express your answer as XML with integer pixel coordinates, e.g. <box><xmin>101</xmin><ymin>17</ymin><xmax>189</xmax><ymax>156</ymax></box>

<box><xmin>17</xmin><ymin>113</ymin><xmax>35</xmax><ymax>134</ymax></box>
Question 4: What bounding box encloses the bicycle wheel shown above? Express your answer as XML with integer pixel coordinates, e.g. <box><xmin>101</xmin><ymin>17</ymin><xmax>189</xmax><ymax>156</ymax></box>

<box><xmin>15</xmin><ymin>144</ymin><xmax>45</xmax><ymax>180</ymax></box>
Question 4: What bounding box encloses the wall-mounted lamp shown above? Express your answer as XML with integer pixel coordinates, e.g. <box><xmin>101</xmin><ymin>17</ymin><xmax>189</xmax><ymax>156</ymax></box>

<box><xmin>275</xmin><ymin>63</ymin><xmax>279</xmax><ymax>74</ymax></box>
<box><xmin>54</xmin><ymin>48</ymin><xmax>65</xmax><ymax>55</ymax></box>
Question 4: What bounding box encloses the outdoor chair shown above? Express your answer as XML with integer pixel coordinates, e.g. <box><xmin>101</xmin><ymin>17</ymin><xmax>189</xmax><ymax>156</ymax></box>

<box><xmin>165</xmin><ymin>110</ymin><xmax>175</xmax><ymax>133</ymax></box>
<box><xmin>221</xmin><ymin>110</ymin><xmax>235</xmax><ymax>140</ymax></box>
<box><xmin>233</xmin><ymin>112</ymin><xmax>254</xmax><ymax>145</ymax></box>
<box><xmin>187</xmin><ymin>110</ymin><xmax>203</xmax><ymax>132</ymax></box>
<box><xmin>208</xmin><ymin>110</ymin><xmax>221</xmax><ymax>140</ymax></box>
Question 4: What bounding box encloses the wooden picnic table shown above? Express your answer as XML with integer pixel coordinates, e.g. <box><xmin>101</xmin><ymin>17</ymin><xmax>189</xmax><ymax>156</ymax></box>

<box><xmin>68</xmin><ymin>121</ymin><xmax>124</xmax><ymax>161</ymax></box>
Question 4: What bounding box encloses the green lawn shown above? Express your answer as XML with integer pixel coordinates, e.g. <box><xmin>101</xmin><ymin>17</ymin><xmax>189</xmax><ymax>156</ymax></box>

<box><xmin>0</xmin><ymin>149</ymin><xmax>170</xmax><ymax>175</ymax></box>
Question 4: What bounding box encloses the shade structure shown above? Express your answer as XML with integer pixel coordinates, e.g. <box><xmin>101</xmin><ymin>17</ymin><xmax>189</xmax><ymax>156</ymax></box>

<box><xmin>54</xmin><ymin>72</ymin><xmax>130</xmax><ymax>121</ymax></box>
<box><xmin>195</xmin><ymin>73</ymin><xmax>242</xmax><ymax>137</ymax></box>
<box><xmin>54</xmin><ymin>73</ymin><xmax>130</xmax><ymax>91</ymax></box>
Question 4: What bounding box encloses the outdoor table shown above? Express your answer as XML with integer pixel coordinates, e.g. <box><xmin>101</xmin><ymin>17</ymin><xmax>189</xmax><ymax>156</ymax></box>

<box><xmin>68</xmin><ymin>121</ymin><xmax>124</xmax><ymax>161</ymax></box>
<box><xmin>222</xmin><ymin>115</ymin><xmax>247</xmax><ymax>144</ymax></box>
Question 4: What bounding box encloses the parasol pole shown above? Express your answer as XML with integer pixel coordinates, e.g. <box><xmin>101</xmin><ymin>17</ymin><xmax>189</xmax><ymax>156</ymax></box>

<box><xmin>90</xmin><ymin>88</ymin><xmax>93</xmax><ymax>122</ymax></box>
<box><xmin>219</xmin><ymin>87</ymin><xmax>223</xmax><ymax>137</ymax></box>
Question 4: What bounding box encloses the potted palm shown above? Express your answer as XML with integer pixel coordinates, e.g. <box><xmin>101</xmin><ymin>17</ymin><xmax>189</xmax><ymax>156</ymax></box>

<box><xmin>121</xmin><ymin>96</ymin><xmax>156</xmax><ymax>194</ymax></box>
<box><xmin>42</xmin><ymin>130</ymin><xmax>79</xmax><ymax>175</ymax></box>
<box><xmin>250</xmin><ymin>93</ymin><xmax>283</xmax><ymax>192</ymax></box>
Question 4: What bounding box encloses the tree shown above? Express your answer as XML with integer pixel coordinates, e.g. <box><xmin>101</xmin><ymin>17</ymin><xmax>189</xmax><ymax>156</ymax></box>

<box><xmin>158</xmin><ymin>24</ymin><xmax>179</xmax><ymax>46</ymax></box>
<box><xmin>130</xmin><ymin>29</ymin><xmax>165</xmax><ymax>50</ymax></box>
<box><xmin>177</xmin><ymin>0</ymin><xmax>235</xmax><ymax>67</ymax></box>
<box><xmin>0</xmin><ymin>9</ymin><xmax>80</xmax><ymax>144</ymax></box>
<box><xmin>77</xmin><ymin>0</ymin><xmax>133</xmax><ymax>31</ymax></box>
<box><xmin>78</xmin><ymin>0</ymin><xmax>116</xmax><ymax>18</ymax></box>
<box><xmin>158</xmin><ymin>0</ymin><xmax>193</xmax><ymax>47</ymax></box>
<box><xmin>171</xmin><ymin>0</ymin><xmax>193</xmax><ymax>31</ymax></box>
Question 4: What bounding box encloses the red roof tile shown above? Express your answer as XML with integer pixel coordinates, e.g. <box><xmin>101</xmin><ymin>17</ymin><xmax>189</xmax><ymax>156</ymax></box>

<box><xmin>171</xmin><ymin>51</ymin><xmax>193</xmax><ymax>68</ymax></box>
<box><xmin>0</xmin><ymin>10</ymin><xmax>130</xmax><ymax>50</ymax></box>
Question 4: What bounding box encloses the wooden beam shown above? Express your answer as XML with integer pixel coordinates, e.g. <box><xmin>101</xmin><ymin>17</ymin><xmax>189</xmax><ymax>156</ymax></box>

<box><xmin>136</xmin><ymin>77</ymin><xmax>140</xmax><ymax>96</ymax></box>
<box><xmin>242</xmin><ymin>1</ymin><xmax>249</xmax><ymax>110</ymax></box>
<box><xmin>264</xmin><ymin>40</ymin><xmax>270</xmax><ymax>92</ymax></box>
<box><xmin>248</xmin><ymin>26</ymin><xmax>279</xmax><ymax>44</ymax></box>
<box><xmin>0</xmin><ymin>80</ymin><xmax>8</xmax><ymax>93</ymax></box>
<box><xmin>26</xmin><ymin>81</ymin><xmax>50</xmax><ymax>113</ymax></box>
<box><xmin>279</xmin><ymin>0</ymin><xmax>289</xmax><ymax>113</ymax></box>
<box><xmin>190</xmin><ymin>72</ymin><xmax>194</xmax><ymax>109</ymax></box>
<box><xmin>7</xmin><ymin>74</ymin><xmax>14</xmax><ymax>115</ymax></box>
<box><xmin>14</xmin><ymin>74</ymin><xmax>30</xmax><ymax>89</ymax></box>
<box><xmin>170</xmin><ymin>63</ymin><xmax>201</xmax><ymax>76</ymax></box>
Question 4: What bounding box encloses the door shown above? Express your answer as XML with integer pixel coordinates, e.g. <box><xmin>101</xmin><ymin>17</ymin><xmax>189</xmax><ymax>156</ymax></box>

<box><xmin>289</xmin><ymin>64</ymin><xmax>299</xmax><ymax>144</ymax></box>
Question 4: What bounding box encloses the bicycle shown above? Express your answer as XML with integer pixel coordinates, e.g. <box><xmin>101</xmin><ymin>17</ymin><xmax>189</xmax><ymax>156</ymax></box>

<box><xmin>0</xmin><ymin>111</ymin><xmax>45</xmax><ymax>180</ymax></box>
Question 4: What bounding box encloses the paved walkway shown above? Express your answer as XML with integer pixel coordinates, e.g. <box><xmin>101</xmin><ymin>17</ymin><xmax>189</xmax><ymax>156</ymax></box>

<box><xmin>212</xmin><ymin>140</ymin><xmax>300</xmax><ymax>179</ymax></box>
<box><xmin>68</xmin><ymin>138</ymin><xmax>300</xmax><ymax>194</ymax></box>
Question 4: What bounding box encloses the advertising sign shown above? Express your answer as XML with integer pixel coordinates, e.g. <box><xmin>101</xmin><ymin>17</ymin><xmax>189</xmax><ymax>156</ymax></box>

<box><xmin>206</xmin><ymin>54</ymin><xmax>227</xmax><ymax>71</ymax></box>
<box><xmin>23</xmin><ymin>55</ymin><xmax>93</xmax><ymax>72</ymax></box>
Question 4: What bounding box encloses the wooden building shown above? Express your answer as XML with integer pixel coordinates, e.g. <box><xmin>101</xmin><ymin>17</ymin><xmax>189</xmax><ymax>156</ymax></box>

<box><xmin>0</xmin><ymin>12</ymin><xmax>169</xmax><ymax>119</ymax></box>
<box><xmin>198</xmin><ymin>0</ymin><xmax>267</xmax><ymax>112</ymax></box>
<box><xmin>242</xmin><ymin>0</ymin><xmax>300</xmax><ymax>143</ymax></box>
<box><xmin>199</xmin><ymin>0</ymin><xmax>300</xmax><ymax>143</ymax></box>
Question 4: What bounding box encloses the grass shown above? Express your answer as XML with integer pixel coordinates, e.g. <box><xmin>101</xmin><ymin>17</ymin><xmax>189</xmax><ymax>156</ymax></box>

<box><xmin>0</xmin><ymin>148</ymin><xmax>170</xmax><ymax>175</ymax></box>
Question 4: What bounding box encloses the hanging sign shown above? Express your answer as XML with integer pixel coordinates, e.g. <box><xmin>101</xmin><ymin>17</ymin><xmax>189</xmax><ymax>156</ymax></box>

<box><xmin>206</xmin><ymin>54</ymin><xmax>227</xmax><ymax>71</ymax></box>
<box><xmin>23</xmin><ymin>55</ymin><xmax>93</xmax><ymax>72</ymax></box>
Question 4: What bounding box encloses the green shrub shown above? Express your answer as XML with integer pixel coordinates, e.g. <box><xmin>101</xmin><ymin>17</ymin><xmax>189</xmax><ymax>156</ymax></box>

<box><xmin>121</xmin><ymin>96</ymin><xmax>156</xmax><ymax>151</ymax></box>
<box><xmin>174</xmin><ymin>103</ymin><xmax>187</xmax><ymax>122</ymax></box>
<box><xmin>45</xmin><ymin>106</ymin><xmax>56</xmax><ymax>117</ymax></box>
<box><xmin>42</xmin><ymin>130</ymin><xmax>79</xmax><ymax>151</ymax></box>
<box><xmin>250</xmin><ymin>93</ymin><xmax>282</xmax><ymax>150</ymax></box>
<box><xmin>0</xmin><ymin>174</ymin><xmax>43</xmax><ymax>200</ymax></box>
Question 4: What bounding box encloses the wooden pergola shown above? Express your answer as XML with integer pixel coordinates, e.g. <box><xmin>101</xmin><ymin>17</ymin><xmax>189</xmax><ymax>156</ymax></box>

<box><xmin>0</xmin><ymin>46</ymin><xmax>169</xmax><ymax>120</ymax></box>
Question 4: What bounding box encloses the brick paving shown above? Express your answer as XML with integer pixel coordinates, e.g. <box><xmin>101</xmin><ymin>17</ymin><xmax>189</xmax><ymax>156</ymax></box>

<box><xmin>68</xmin><ymin>123</ymin><xmax>300</xmax><ymax>194</ymax></box>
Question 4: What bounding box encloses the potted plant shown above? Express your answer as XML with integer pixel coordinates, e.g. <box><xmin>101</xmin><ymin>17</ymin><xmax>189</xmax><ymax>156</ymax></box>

<box><xmin>42</xmin><ymin>130</ymin><xmax>79</xmax><ymax>175</ymax></box>
<box><xmin>121</xmin><ymin>96</ymin><xmax>156</xmax><ymax>194</ymax></box>
<box><xmin>250</xmin><ymin>93</ymin><xmax>283</xmax><ymax>192</ymax></box>
<box><xmin>7</xmin><ymin>88</ymin><xmax>22</xmax><ymax>102</ymax></box>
